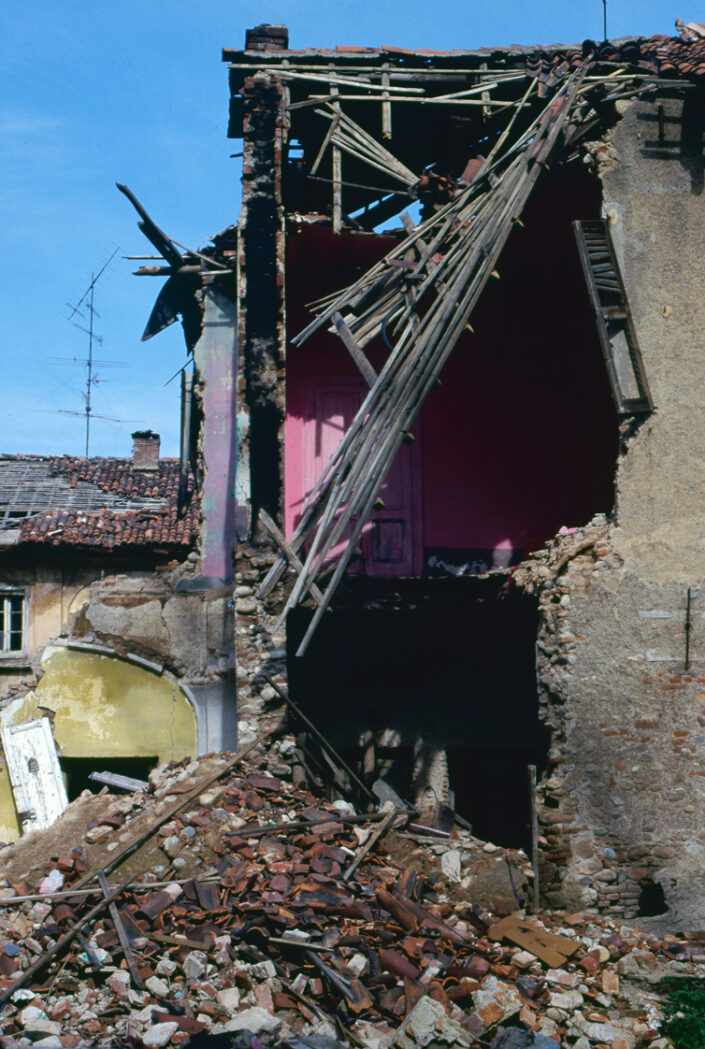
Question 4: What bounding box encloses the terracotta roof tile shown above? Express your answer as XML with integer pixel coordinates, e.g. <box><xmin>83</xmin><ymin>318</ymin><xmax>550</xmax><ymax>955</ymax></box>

<box><xmin>5</xmin><ymin>456</ymin><xmax>198</xmax><ymax>552</ymax></box>
<box><xmin>225</xmin><ymin>32</ymin><xmax>705</xmax><ymax>82</ymax></box>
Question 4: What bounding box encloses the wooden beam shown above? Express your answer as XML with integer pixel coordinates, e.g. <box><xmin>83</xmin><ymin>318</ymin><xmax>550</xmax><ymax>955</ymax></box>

<box><xmin>331</xmin><ymin>82</ymin><xmax>342</xmax><ymax>233</ymax></box>
<box><xmin>258</xmin><ymin>508</ymin><xmax>324</xmax><ymax>604</ymax></box>
<box><xmin>333</xmin><ymin>312</ymin><xmax>378</xmax><ymax>386</ymax></box>
<box><xmin>381</xmin><ymin>63</ymin><xmax>392</xmax><ymax>139</ymax></box>
<box><xmin>97</xmin><ymin>870</ymin><xmax>144</xmax><ymax>989</ymax></box>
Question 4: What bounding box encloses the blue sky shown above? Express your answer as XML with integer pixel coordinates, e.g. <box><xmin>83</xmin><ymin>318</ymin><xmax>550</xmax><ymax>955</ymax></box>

<box><xmin>0</xmin><ymin>1</ymin><xmax>686</xmax><ymax>457</ymax></box>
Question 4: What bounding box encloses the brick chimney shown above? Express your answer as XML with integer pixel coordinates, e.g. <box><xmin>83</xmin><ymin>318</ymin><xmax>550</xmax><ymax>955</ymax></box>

<box><xmin>245</xmin><ymin>24</ymin><xmax>289</xmax><ymax>51</ymax></box>
<box><xmin>131</xmin><ymin>430</ymin><xmax>160</xmax><ymax>471</ymax></box>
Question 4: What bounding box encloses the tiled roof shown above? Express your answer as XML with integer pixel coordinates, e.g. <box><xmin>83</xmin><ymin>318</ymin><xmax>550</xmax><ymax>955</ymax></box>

<box><xmin>224</xmin><ymin>31</ymin><xmax>705</xmax><ymax>81</ymax></box>
<box><xmin>0</xmin><ymin>456</ymin><xmax>198</xmax><ymax>551</ymax></box>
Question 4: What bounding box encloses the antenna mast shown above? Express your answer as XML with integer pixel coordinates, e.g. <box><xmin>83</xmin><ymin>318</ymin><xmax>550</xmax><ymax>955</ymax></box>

<box><xmin>86</xmin><ymin>275</ymin><xmax>95</xmax><ymax>457</ymax></box>
<box><xmin>66</xmin><ymin>248</ymin><xmax>120</xmax><ymax>456</ymax></box>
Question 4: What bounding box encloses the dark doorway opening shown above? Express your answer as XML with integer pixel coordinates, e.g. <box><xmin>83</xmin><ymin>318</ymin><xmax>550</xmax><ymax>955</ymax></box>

<box><xmin>61</xmin><ymin>757</ymin><xmax>158</xmax><ymax>800</ymax></box>
<box><xmin>287</xmin><ymin>580</ymin><xmax>548</xmax><ymax>850</ymax></box>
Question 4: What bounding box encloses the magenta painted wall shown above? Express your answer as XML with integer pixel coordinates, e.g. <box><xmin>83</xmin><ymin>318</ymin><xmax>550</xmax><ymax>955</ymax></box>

<box><xmin>285</xmin><ymin>169</ymin><xmax>617</xmax><ymax>572</ymax></box>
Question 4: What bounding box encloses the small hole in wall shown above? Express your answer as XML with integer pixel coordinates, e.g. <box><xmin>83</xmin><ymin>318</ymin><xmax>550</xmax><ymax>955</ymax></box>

<box><xmin>638</xmin><ymin>878</ymin><xmax>668</xmax><ymax>917</ymax></box>
<box><xmin>60</xmin><ymin>757</ymin><xmax>158</xmax><ymax>801</ymax></box>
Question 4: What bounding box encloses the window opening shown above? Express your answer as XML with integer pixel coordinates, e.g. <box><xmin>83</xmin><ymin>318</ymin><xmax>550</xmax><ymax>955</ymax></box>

<box><xmin>0</xmin><ymin>590</ymin><xmax>25</xmax><ymax>654</ymax></box>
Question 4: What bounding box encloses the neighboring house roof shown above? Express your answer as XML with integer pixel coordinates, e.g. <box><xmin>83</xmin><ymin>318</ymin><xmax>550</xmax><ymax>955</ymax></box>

<box><xmin>0</xmin><ymin>457</ymin><xmax>198</xmax><ymax>550</ymax></box>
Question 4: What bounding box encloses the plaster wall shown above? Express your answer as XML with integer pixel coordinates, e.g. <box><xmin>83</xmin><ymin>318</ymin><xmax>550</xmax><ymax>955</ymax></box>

<box><xmin>195</xmin><ymin>289</ymin><xmax>238</xmax><ymax>584</ymax></box>
<box><xmin>534</xmin><ymin>95</ymin><xmax>705</xmax><ymax>928</ymax></box>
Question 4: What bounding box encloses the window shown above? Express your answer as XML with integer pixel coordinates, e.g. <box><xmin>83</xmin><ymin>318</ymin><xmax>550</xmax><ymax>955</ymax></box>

<box><xmin>0</xmin><ymin>587</ymin><xmax>25</xmax><ymax>655</ymax></box>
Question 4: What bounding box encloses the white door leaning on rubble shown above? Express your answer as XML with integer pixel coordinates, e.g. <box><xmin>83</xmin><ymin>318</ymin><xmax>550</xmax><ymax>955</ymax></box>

<box><xmin>1</xmin><ymin>718</ymin><xmax>68</xmax><ymax>833</ymax></box>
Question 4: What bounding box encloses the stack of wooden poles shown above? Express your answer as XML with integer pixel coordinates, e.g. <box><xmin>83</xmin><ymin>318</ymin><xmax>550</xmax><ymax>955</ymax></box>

<box><xmin>257</xmin><ymin>61</ymin><xmax>598</xmax><ymax>654</ymax></box>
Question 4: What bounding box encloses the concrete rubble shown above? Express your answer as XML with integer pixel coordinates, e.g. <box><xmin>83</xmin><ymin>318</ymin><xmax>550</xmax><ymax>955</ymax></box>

<box><xmin>0</xmin><ymin>750</ymin><xmax>691</xmax><ymax>1047</ymax></box>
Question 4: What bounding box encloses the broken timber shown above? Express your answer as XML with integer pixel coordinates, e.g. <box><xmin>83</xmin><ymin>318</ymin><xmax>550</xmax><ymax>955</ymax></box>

<box><xmin>0</xmin><ymin>730</ymin><xmax>275</xmax><ymax>1007</ymax></box>
<box><xmin>259</xmin><ymin>65</ymin><xmax>593</xmax><ymax>655</ymax></box>
<box><xmin>488</xmin><ymin>914</ymin><xmax>581</xmax><ymax>968</ymax></box>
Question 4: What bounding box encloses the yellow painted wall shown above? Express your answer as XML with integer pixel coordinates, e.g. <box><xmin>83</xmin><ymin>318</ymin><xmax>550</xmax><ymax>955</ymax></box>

<box><xmin>0</xmin><ymin>647</ymin><xmax>197</xmax><ymax>841</ymax></box>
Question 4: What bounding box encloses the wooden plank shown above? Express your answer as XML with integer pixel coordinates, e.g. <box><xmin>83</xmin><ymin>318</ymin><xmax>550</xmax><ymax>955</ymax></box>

<box><xmin>528</xmin><ymin>764</ymin><xmax>540</xmax><ymax>914</ymax></box>
<box><xmin>381</xmin><ymin>64</ymin><xmax>392</xmax><ymax>139</ymax></box>
<box><xmin>97</xmin><ymin>870</ymin><xmax>144</xmax><ymax>989</ymax></box>
<box><xmin>257</xmin><ymin>508</ymin><xmax>324</xmax><ymax>604</ymax></box>
<box><xmin>488</xmin><ymin>915</ymin><xmax>581</xmax><ymax>967</ymax></box>
<box><xmin>333</xmin><ymin>312</ymin><xmax>378</xmax><ymax>386</ymax></box>
<box><xmin>89</xmin><ymin>770</ymin><xmax>149</xmax><ymax>792</ymax></box>
<box><xmin>331</xmin><ymin>83</ymin><xmax>342</xmax><ymax>233</ymax></box>
<box><xmin>310</xmin><ymin>112</ymin><xmax>339</xmax><ymax>177</ymax></box>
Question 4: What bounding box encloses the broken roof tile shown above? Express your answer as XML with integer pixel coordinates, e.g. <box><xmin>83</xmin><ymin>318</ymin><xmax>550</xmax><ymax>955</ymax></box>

<box><xmin>0</xmin><ymin>456</ymin><xmax>198</xmax><ymax>551</ymax></box>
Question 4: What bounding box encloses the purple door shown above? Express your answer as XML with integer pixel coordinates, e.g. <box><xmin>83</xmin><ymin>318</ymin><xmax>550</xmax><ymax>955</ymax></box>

<box><xmin>302</xmin><ymin>379</ymin><xmax>422</xmax><ymax>577</ymax></box>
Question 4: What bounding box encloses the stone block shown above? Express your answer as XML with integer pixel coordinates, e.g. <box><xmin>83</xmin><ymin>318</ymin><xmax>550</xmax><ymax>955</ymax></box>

<box><xmin>223</xmin><ymin>1007</ymin><xmax>282</xmax><ymax>1036</ymax></box>
<box><xmin>390</xmin><ymin>995</ymin><xmax>470</xmax><ymax>1048</ymax></box>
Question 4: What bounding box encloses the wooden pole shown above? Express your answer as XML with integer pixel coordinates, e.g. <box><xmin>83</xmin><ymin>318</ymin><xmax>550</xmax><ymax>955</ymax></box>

<box><xmin>528</xmin><ymin>764</ymin><xmax>540</xmax><ymax>914</ymax></box>
<box><xmin>263</xmin><ymin>673</ymin><xmax>376</xmax><ymax>803</ymax></box>
<box><xmin>331</xmin><ymin>83</ymin><xmax>342</xmax><ymax>233</ymax></box>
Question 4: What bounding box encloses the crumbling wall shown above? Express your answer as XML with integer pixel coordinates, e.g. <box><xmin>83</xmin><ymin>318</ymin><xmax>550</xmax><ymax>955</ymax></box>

<box><xmin>234</xmin><ymin>71</ymin><xmax>289</xmax><ymax>748</ymax></box>
<box><xmin>233</xmin><ymin>548</ymin><xmax>288</xmax><ymax>749</ymax></box>
<box><xmin>73</xmin><ymin>566</ymin><xmax>233</xmax><ymax>682</ymax></box>
<box><xmin>237</xmin><ymin>73</ymin><xmax>287</xmax><ymax>524</ymax></box>
<box><xmin>514</xmin><ymin>93</ymin><xmax>705</xmax><ymax>928</ymax></box>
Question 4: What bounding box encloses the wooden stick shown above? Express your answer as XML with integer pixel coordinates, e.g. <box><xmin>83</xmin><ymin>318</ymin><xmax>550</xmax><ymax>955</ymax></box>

<box><xmin>381</xmin><ymin>64</ymin><xmax>391</xmax><ymax>139</ymax></box>
<box><xmin>333</xmin><ymin>313</ymin><xmax>377</xmax><ymax>386</ymax></box>
<box><xmin>220</xmin><ymin>810</ymin><xmax>396</xmax><ymax>847</ymax></box>
<box><xmin>97</xmin><ymin>869</ymin><xmax>144</xmax><ymax>989</ymax></box>
<box><xmin>310</xmin><ymin>112</ymin><xmax>339</xmax><ymax>177</ymax></box>
<box><xmin>271</xmin><ymin>67</ymin><xmax>425</xmax><ymax>95</ymax></box>
<box><xmin>263</xmin><ymin>674</ymin><xmax>376</xmax><ymax>802</ymax></box>
<box><xmin>342</xmin><ymin>807</ymin><xmax>401</xmax><ymax>881</ymax></box>
<box><xmin>0</xmin><ymin>877</ymin><xmax>223</xmax><ymax>906</ymax></box>
<box><xmin>528</xmin><ymin>764</ymin><xmax>540</xmax><ymax>914</ymax></box>
<box><xmin>258</xmin><ymin>507</ymin><xmax>324</xmax><ymax>604</ymax></box>
<box><xmin>331</xmin><ymin>83</ymin><xmax>342</xmax><ymax>233</ymax></box>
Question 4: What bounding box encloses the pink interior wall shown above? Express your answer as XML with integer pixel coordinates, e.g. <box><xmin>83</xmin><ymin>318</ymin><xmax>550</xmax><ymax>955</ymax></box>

<box><xmin>285</xmin><ymin>169</ymin><xmax>617</xmax><ymax>572</ymax></box>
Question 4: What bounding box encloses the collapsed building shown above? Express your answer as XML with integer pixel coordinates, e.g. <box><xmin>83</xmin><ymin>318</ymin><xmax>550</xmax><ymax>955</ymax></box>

<box><xmin>5</xmin><ymin>18</ymin><xmax>705</xmax><ymax>937</ymax></box>
<box><xmin>209</xmin><ymin>21</ymin><xmax>705</xmax><ymax>931</ymax></box>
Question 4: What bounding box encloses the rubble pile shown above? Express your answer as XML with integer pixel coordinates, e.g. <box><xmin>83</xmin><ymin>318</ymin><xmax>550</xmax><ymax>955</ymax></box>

<box><xmin>0</xmin><ymin>753</ymin><xmax>693</xmax><ymax>1047</ymax></box>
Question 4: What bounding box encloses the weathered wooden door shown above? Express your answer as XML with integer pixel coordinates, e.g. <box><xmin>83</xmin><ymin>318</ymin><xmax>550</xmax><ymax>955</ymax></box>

<box><xmin>303</xmin><ymin>380</ymin><xmax>422</xmax><ymax>576</ymax></box>
<box><xmin>1</xmin><ymin>718</ymin><xmax>68</xmax><ymax>833</ymax></box>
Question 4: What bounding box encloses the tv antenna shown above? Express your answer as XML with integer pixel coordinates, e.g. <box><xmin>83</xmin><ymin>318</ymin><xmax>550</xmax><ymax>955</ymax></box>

<box><xmin>64</xmin><ymin>247</ymin><xmax>121</xmax><ymax>456</ymax></box>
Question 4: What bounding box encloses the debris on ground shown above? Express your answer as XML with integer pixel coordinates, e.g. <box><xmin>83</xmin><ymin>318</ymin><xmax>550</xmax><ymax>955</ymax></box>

<box><xmin>0</xmin><ymin>748</ymin><xmax>690</xmax><ymax>1047</ymax></box>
